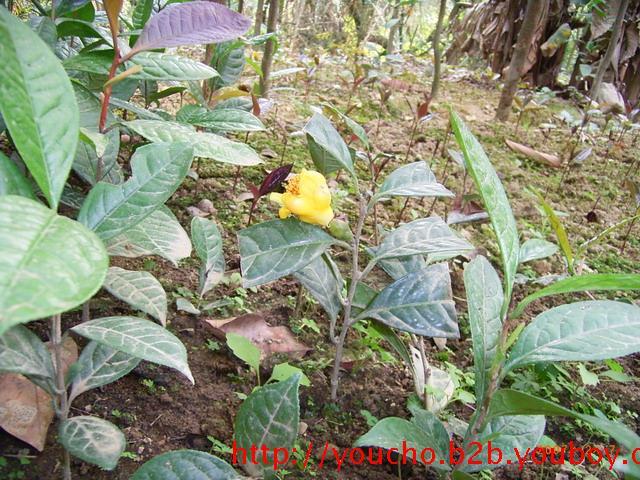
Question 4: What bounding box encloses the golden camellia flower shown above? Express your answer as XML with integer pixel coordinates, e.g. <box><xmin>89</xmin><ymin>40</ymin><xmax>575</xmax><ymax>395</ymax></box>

<box><xmin>270</xmin><ymin>170</ymin><xmax>334</xmax><ymax>226</ymax></box>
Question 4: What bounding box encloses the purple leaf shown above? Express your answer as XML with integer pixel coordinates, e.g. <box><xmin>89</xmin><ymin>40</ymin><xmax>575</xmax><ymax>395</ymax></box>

<box><xmin>131</xmin><ymin>1</ymin><xmax>251</xmax><ymax>54</ymax></box>
<box><xmin>258</xmin><ymin>165</ymin><xmax>293</xmax><ymax>198</ymax></box>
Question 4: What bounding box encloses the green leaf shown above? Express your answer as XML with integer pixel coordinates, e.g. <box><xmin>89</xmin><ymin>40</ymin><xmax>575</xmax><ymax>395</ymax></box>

<box><xmin>356</xmin><ymin>264</ymin><xmax>459</xmax><ymax>337</ymax></box>
<box><xmin>178</xmin><ymin>106</ymin><xmax>265</xmax><ymax>132</ymax></box>
<box><xmin>191</xmin><ymin>218</ymin><xmax>225</xmax><ymax>297</ymax></box>
<box><xmin>536</xmin><ymin>192</ymin><xmax>574</xmax><ymax>272</ymax></box>
<box><xmin>0</xmin><ymin>196</ymin><xmax>108</xmax><ymax>335</ymax></box>
<box><xmin>72</xmin><ymin>316</ymin><xmax>194</xmax><ymax>383</ymax></box>
<box><xmin>450</xmin><ymin>111</ymin><xmax>519</xmax><ymax>313</ymax></box>
<box><xmin>464</xmin><ymin>256</ymin><xmax>503</xmax><ymax>405</ymax></box>
<box><xmin>351</xmin><ymin>282</ymin><xmax>378</xmax><ymax>317</ymax></box>
<box><xmin>106</xmin><ymin>206</ymin><xmax>192</xmax><ymax>267</ymax></box>
<box><xmin>577</xmin><ymin>363</ymin><xmax>599</xmax><ymax>386</ymax></box>
<box><xmin>354</xmin><ymin>416</ymin><xmax>450</xmax><ymax>471</ymax></box>
<box><xmin>125</xmin><ymin>120</ymin><xmax>262</xmax><ymax>166</ymax></box>
<box><xmin>53</xmin><ymin>0</ymin><xmax>92</xmax><ymax>17</ymax></box>
<box><xmin>369</xmin><ymin>249</ymin><xmax>428</xmax><ymax>281</ymax></box>
<box><xmin>176</xmin><ymin>297</ymin><xmax>200</xmax><ymax>315</ymax></box>
<box><xmin>103</xmin><ymin>267</ymin><xmax>167</xmax><ymax>325</ymax></box>
<box><xmin>131</xmin><ymin>0</ymin><xmax>153</xmax><ymax>30</ymax></box>
<box><xmin>0</xmin><ymin>151</ymin><xmax>35</xmax><ymax>198</ymax></box>
<box><xmin>0</xmin><ymin>7</ymin><xmax>79</xmax><ymax>209</ymax></box>
<box><xmin>322</xmin><ymin>103</ymin><xmax>370</xmax><ymax>149</ymax></box>
<box><xmin>238</xmin><ymin>218</ymin><xmax>335</xmax><ymax>288</ymax></box>
<box><xmin>512</xmin><ymin>273</ymin><xmax>640</xmax><ymax>318</ymax></box>
<box><xmin>78</xmin><ymin>142</ymin><xmax>194</xmax><ymax>240</ymax></box>
<box><xmin>518</xmin><ymin>238</ymin><xmax>558</xmax><ymax>264</ymax></box>
<box><xmin>209</xmin><ymin>41</ymin><xmax>245</xmax><ymax>89</ymax></box>
<box><xmin>131</xmin><ymin>52</ymin><xmax>219</xmax><ymax>81</ymax></box>
<box><xmin>506</xmin><ymin>301</ymin><xmax>640</xmax><ymax>371</ymax></box>
<box><xmin>0</xmin><ymin>325</ymin><xmax>54</xmax><ymax>379</ymax></box>
<box><xmin>293</xmin><ymin>255</ymin><xmax>343</xmax><ymax>322</ymax></box>
<box><xmin>452</xmin><ymin>472</ymin><xmax>476</xmax><ymax>480</ymax></box>
<box><xmin>29</xmin><ymin>16</ymin><xmax>56</xmax><ymax>50</ymax></box>
<box><xmin>68</xmin><ymin>341</ymin><xmax>140</xmax><ymax>402</ymax></box>
<box><xmin>59</xmin><ymin>416</ymin><xmax>125</xmax><ymax>470</ymax></box>
<box><xmin>461</xmin><ymin>415</ymin><xmax>546</xmax><ymax>472</ymax></box>
<box><xmin>373</xmin><ymin>161</ymin><xmax>454</xmax><ymax>203</ymax></box>
<box><xmin>303</xmin><ymin>113</ymin><xmax>354</xmax><ymax>176</ymax></box>
<box><xmin>132</xmin><ymin>450</ymin><xmax>241</xmax><ymax>480</ymax></box>
<box><xmin>269</xmin><ymin>363</ymin><xmax>310</xmax><ymax>386</ymax></box>
<box><xmin>234</xmin><ymin>374</ymin><xmax>300</xmax><ymax>477</ymax></box>
<box><xmin>108</xmin><ymin>96</ymin><xmax>165</xmax><ymax>121</ymax></box>
<box><xmin>226</xmin><ymin>333</ymin><xmax>260</xmax><ymax>374</ymax></box>
<box><xmin>372</xmin><ymin>217</ymin><xmax>473</xmax><ymax>262</ymax></box>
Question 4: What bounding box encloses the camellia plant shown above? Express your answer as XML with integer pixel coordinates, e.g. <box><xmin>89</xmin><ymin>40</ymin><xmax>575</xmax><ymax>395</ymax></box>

<box><xmin>353</xmin><ymin>111</ymin><xmax>640</xmax><ymax>478</ymax></box>
<box><xmin>237</xmin><ymin>110</ymin><xmax>474</xmax><ymax>401</ymax></box>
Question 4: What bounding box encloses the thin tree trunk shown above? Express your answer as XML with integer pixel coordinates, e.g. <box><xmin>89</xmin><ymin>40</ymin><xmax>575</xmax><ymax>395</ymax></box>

<box><xmin>387</xmin><ymin>3</ymin><xmax>401</xmax><ymax>53</ymax></box>
<box><xmin>238</xmin><ymin>0</ymin><xmax>243</xmax><ymax>13</ymax></box>
<box><xmin>259</xmin><ymin>0</ymin><xmax>280</xmax><ymax>96</ymax></box>
<box><xmin>589</xmin><ymin>0</ymin><xmax>629</xmax><ymax>100</ymax></box>
<box><xmin>254</xmin><ymin>0</ymin><xmax>265</xmax><ymax>35</ymax></box>
<box><xmin>495</xmin><ymin>0</ymin><xmax>545</xmax><ymax>121</ymax></box>
<box><xmin>431</xmin><ymin>0</ymin><xmax>447</xmax><ymax>99</ymax></box>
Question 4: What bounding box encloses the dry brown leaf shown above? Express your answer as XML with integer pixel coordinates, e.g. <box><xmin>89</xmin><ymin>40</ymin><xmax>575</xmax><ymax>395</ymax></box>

<box><xmin>0</xmin><ymin>337</ymin><xmax>78</xmax><ymax>451</ymax></box>
<box><xmin>505</xmin><ymin>139</ymin><xmax>561</xmax><ymax>168</ymax></box>
<box><xmin>204</xmin><ymin>313</ymin><xmax>310</xmax><ymax>360</ymax></box>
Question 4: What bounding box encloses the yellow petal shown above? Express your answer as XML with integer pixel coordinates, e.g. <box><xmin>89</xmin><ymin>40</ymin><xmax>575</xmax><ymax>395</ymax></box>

<box><xmin>299</xmin><ymin>206</ymin><xmax>334</xmax><ymax>227</ymax></box>
<box><xmin>278</xmin><ymin>207</ymin><xmax>291</xmax><ymax>219</ymax></box>
<box><xmin>284</xmin><ymin>195</ymin><xmax>316</xmax><ymax>216</ymax></box>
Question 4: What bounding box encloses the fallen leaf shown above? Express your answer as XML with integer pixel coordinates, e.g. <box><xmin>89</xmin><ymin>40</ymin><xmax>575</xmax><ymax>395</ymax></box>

<box><xmin>505</xmin><ymin>139</ymin><xmax>561</xmax><ymax>168</ymax></box>
<box><xmin>204</xmin><ymin>313</ymin><xmax>310</xmax><ymax>360</ymax></box>
<box><xmin>0</xmin><ymin>337</ymin><xmax>77</xmax><ymax>451</ymax></box>
<box><xmin>186</xmin><ymin>206</ymin><xmax>208</xmax><ymax>217</ymax></box>
<box><xmin>260</xmin><ymin>148</ymin><xmax>278</xmax><ymax>159</ymax></box>
<box><xmin>196</xmin><ymin>199</ymin><xmax>216</xmax><ymax>214</ymax></box>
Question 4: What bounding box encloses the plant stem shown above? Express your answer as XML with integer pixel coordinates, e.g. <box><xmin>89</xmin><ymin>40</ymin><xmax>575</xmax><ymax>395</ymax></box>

<box><xmin>81</xmin><ymin>301</ymin><xmax>90</xmax><ymax>323</ymax></box>
<box><xmin>330</xmin><ymin>197</ymin><xmax>368</xmax><ymax>401</ymax></box>
<box><xmin>51</xmin><ymin>314</ymin><xmax>71</xmax><ymax>480</ymax></box>
<box><xmin>98</xmin><ymin>46</ymin><xmax>121</xmax><ymax>134</ymax></box>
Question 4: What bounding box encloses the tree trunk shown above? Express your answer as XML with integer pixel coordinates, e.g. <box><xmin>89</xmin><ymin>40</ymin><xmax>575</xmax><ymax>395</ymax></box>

<box><xmin>589</xmin><ymin>0</ymin><xmax>630</xmax><ymax>100</ymax></box>
<box><xmin>495</xmin><ymin>0</ymin><xmax>546</xmax><ymax>121</ymax></box>
<box><xmin>238</xmin><ymin>0</ymin><xmax>244</xmax><ymax>13</ymax></box>
<box><xmin>254</xmin><ymin>0</ymin><xmax>265</xmax><ymax>35</ymax></box>
<box><xmin>387</xmin><ymin>4</ymin><xmax>401</xmax><ymax>53</ymax></box>
<box><xmin>259</xmin><ymin>0</ymin><xmax>280</xmax><ymax>96</ymax></box>
<box><xmin>431</xmin><ymin>0</ymin><xmax>448</xmax><ymax>98</ymax></box>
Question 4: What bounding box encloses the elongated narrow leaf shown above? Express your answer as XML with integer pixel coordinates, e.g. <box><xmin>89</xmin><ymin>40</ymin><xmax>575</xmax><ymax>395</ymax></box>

<box><xmin>506</xmin><ymin>301</ymin><xmax>640</xmax><ymax>372</ymax></box>
<box><xmin>69</xmin><ymin>341</ymin><xmax>140</xmax><ymax>402</ymax></box>
<box><xmin>59</xmin><ymin>416</ymin><xmax>124</xmax><ymax>470</ymax></box>
<box><xmin>354</xmin><ymin>416</ymin><xmax>450</xmax><ymax>471</ymax></box>
<box><xmin>0</xmin><ymin>325</ymin><xmax>54</xmax><ymax>379</ymax></box>
<box><xmin>303</xmin><ymin>113</ymin><xmax>355</xmax><ymax>176</ymax></box>
<box><xmin>238</xmin><ymin>218</ymin><xmax>335</xmax><ymax>288</ymax></box>
<box><xmin>132</xmin><ymin>0</ymin><xmax>153</xmax><ymax>29</ymax></box>
<box><xmin>132</xmin><ymin>450</ymin><xmax>241</xmax><ymax>480</ymax></box>
<box><xmin>106</xmin><ymin>206</ymin><xmax>191</xmax><ymax>266</ymax></box>
<box><xmin>293</xmin><ymin>255</ymin><xmax>343</xmax><ymax>321</ymax></box>
<box><xmin>131</xmin><ymin>2</ymin><xmax>251</xmax><ymax>54</ymax></box>
<box><xmin>373</xmin><ymin>217</ymin><xmax>473</xmax><ymax>262</ymax></box>
<box><xmin>518</xmin><ymin>238</ymin><xmax>558</xmax><ymax>264</ymax></box>
<box><xmin>513</xmin><ymin>273</ymin><xmax>640</xmax><ymax>318</ymax></box>
<box><xmin>357</xmin><ymin>264</ymin><xmax>459</xmax><ymax>337</ymax></box>
<box><xmin>0</xmin><ymin>8</ymin><xmax>79</xmax><ymax>209</ymax></box>
<box><xmin>322</xmin><ymin>103</ymin><xmax>370</xmax><ymax>148</ymax></box>
<box><xmin>0</xmin><ymin>151</ymin><xmax>35</xmax><ymax>198</ymax></box>
<box><xmin>464</xmin><ymin>256</ymin><xmax>503</xmax><ymax>404</ymax></box>
<box><xmin>72</xmin><ymin>316</ymin><xmax>194</xmax><ymax>383</ymax></box>
<box><xmin>450</xmin><ymin>111</ymin><xmax>519</xmax><ymax>313</ymax></box>
<box><xmin>461</xmin><ymin>415</ymin><xmax>546</xmax><ymax>472</ymax></box>
<box><xmin>537</xmin><ymin>193</ymin><xmax>573</xmax><ymax>270</ymax></box>
<box><xmin>373</xmin><ymin>161</ymin><xmax>454</xmax><ymax>202</ymax></box>
<box><xmin>103</xmin><ymin>267</ymin><xmax>167</xmax><ymax>325</ymax></box>
<box><xmin>0</xmin><ymin>196</ymin><xmax>108</xmax><ymax>335</ymax></box>
<box><xmin>78</xmin><ymin>142</ymin><xmax>194</xmax><ymax>240</ymax></box>
<box><xmin>234</xmin><ymin>374</ymin><xmax>300</xmax><ymax>477</ymax></box>
<box><xmin>191</xmin><ymin>218</ymin><xmax>225</xmax><ymax>297</ymax></box>
<box><xmin>179</xmin><ymin>107</ymin><xmax>265</xmax><ymax>132</ymax></box>
<box><xmin>108</xmin><ymin>97</ymin><xmax>165</xmax><ymax>120</ymax></box>
<box><xmin>126</xmin><ymin>120</ymin><xmax>262</xmax><ymax>166</ymax></box>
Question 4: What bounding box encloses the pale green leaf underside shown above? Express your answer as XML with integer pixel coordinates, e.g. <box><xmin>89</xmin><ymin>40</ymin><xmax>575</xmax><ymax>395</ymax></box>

<box><xmin>0</xmin><ymin>324</ymin><xmax>54</xmax><ymax>379</ymax></box>
<box><xmin>507</xmin><ymin>300</ymin><xmax>640</xmax><ymax>371</ymax></box>
<box><xmin>518</xmin><ymin>238</ymin><xmax>558</xmax><ymax>264</ymax></box>
<box><xmin>293</xmin><ymin>255</ymin><xmax>343</xmax><ymax>322</ymax></box>
<box><xmin>0</xmin><ymin>151</ymin><xmax>36</xmax><ymax>198</ymax></box>
<box><xmin>191</xmin><ymin>217</ymin><xmax>225</xmax><ymax>297</ymax></box>
<box><xmin>106</xmin><ymin>205</ymin><xmax>192</xmax><ymax>267</ymax></box>
<box><xmin>103</xmin><ymin>267</ymin><xmax>168</xmax><ymax>325</ymax></box>
<box><xmin>126</xmin><ymin>120</ymin><xmax>262</xmax><ymax>166</ymax></box>
<box><xmin>373</xmin><ymin>161</ymin><xmax>454</xmax><ymax>202</ymax></box>
<box><xmin>72</xmin><ymin>316</ymin><xmax>194</xmax><ymax>383</ymax></box>
<box><xmin>0</xmin><ymin>8</ymin><xmax>79</xmax><ymax>209</ymax></box>
<box><xmin>59</xmin><ymin>416</ymin><xmax>125</xmax><ymax>470</ymax></box>
<box><xmin>0</xmin><ymin>196</ymin><xmax>108</xmax><ymax>335</ymax></box>
<box><xmin>132</xmin><ymin>450</ymin><xmax>241</xmax><ymax>480</ymax></box>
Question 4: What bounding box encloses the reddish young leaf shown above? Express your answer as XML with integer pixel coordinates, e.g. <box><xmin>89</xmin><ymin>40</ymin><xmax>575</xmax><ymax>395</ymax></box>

<box><xmin>131</xmin><ymin>2</ymin><xmax>251</xmax><ymax>54</ymax></box>
<box><xmin>258</xmin><ymin>164</ymin><xmax>293</xmax><ymax>198</ymax></box>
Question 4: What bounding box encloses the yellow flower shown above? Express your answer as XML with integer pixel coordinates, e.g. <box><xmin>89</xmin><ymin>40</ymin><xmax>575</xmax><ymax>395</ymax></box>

<box><xmin>270</xmin><ymin>170</ymin><xmax>334</xmax><ymax>226</ymax></box>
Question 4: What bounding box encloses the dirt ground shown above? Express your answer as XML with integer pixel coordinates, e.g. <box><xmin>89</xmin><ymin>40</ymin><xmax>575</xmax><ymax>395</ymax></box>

<box><xmin>1</xmin><ymin>54</ymin><xmax>639</xmax><ymax>479</ymax></box>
